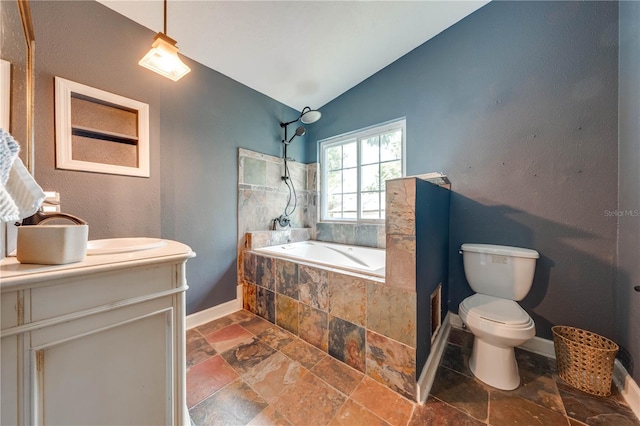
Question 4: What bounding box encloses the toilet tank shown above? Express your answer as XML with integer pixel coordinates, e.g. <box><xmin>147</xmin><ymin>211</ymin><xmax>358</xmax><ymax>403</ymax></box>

<box><xmin>461</xmin><ymin>244</ymin><xmax>539</xmax><ymax>301</ymax></box>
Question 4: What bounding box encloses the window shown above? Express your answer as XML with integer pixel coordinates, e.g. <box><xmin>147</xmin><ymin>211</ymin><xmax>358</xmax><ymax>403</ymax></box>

<box><xmin>320</xmin><ymin>118</ymin><xmax>405</xmax><ymax>222</ymax></box>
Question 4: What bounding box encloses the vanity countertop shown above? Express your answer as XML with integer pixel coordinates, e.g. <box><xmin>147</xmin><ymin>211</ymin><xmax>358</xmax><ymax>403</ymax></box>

<box><xmin>0</xmin><ymin>239</ymin><xmax>195</xmax><ymax>290</ymax></box>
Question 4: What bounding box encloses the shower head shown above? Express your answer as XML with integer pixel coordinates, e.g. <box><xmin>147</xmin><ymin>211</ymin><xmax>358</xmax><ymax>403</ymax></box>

<box><xmin>285</xmin><ymin>126</ymin><xmax>306</xmax><ymax>144</ymax></box>
<box><xmin>299</xmin><ymin>107</ymin><xmax>322</xmax><ymax>124</ymax></box>
<box><xmin>281</xmin><ymin>106</ymin><xmax>322</xmax><ymax>127</ymax></box>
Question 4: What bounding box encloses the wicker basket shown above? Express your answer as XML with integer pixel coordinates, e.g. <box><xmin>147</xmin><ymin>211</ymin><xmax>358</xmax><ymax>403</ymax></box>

<box><xmin>552</xmin><ymin>326</ymin><xmax>619</xmax><ymax>396</ymax></box>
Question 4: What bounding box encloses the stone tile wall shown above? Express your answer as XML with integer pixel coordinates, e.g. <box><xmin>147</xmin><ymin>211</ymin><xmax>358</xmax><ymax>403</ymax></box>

<box><xmin>238</xmin><ymin>148</ymin><xmax>315</xmax><ymax>286</ymax></box>
<box><xmin>315</xmin><ymin>222</ymin><xmax>386</xmax><ymax>248</ymax></box>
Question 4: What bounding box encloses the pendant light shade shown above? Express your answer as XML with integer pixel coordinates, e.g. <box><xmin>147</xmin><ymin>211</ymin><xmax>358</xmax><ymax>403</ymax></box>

<box><xmin>139</xmin><ymin>33</ymin><xmax>190</xmax><ymax>81</ymax></box>
<box><xmin>139</xmin><ymin>0</ymin><xmax>190</xmax><ymax>81</ymax></box>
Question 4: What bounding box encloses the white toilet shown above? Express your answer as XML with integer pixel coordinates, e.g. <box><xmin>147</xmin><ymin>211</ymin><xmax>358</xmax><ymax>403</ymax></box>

<box><xmin>458</xmin><ymin>243</ymin><xmax>539</xmax><ymax>390</ymax></box>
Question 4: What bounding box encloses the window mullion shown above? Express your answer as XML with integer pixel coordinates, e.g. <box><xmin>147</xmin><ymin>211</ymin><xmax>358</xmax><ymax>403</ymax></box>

<box><xmin>378</xmin><ymin>153</ymin><xmax>382</xmax><ymax>220</ymax></box>
<box><xmin>356</xmin><ymin>137</ymin><xmax>361</xmax><ymax>221</ymax></box>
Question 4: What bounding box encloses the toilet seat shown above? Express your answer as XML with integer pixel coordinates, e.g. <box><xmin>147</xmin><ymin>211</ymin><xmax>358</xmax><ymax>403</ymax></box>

<box><xmin>460</xmin><ymin>294</ymin><xmax>532</xmax><ymax>329</ymax></box>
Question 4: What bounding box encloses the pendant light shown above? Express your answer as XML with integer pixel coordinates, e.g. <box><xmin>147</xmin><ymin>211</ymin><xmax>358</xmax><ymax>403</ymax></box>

<box><xmin>139</xmin><ymin>0</ymin><xmax>191</xmax><ymax>81</ymax></box>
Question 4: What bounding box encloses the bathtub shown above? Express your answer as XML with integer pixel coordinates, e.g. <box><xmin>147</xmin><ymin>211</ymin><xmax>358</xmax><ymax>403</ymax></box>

<box><xmin>253</xmin><ymin>240</ymin><xmax>385</xmax><ymax>277</ymax></box>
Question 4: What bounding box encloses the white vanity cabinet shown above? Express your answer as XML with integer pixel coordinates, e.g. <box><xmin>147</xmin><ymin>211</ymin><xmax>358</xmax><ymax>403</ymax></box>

<box><xmin>0</xmin><ymin>240</ymin><xmax>194</xmax><ymax>426</ymax></box>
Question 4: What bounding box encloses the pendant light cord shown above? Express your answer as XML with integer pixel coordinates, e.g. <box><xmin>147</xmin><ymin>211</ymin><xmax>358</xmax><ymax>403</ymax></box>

<box><xmin>164</xmin><ymin>0</ymin><xmax>168</xmax><ymax>35</ymax></box>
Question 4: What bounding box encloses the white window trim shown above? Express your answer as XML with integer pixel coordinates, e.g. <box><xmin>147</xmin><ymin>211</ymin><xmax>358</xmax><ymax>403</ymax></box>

<box><xmin>319</xmin><ymin>118</ymin><xmax>406</xmax><ymax>223</ymax></box>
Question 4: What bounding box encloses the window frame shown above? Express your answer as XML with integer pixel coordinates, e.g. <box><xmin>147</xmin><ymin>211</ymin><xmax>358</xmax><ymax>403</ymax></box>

<box><xmin>319</xmin><ymin>118</ymin><xmax>406</xmax><ymax>223</ymax></box>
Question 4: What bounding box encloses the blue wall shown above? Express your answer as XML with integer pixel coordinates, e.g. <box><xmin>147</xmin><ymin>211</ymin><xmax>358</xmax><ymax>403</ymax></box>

<box><xmin>309</xmin><ymin>1</ymin><xmax>620</xmax><ymax>340</ymax></box>
<box><xmin>416</xmin><ymin>181</ymin><xmax>450</xmax><ymax>374</ymax></box>
<box><xmin>617</xmin><ymin>0</ymin><xmax>640</xmax><ymax>384</ymax></box>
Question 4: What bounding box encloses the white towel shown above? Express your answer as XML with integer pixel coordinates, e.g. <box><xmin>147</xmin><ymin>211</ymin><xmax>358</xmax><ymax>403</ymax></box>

<box><xmin>1</xmin><ymin>128</ymin><xmax>20</xmax><ymax>184</ymax></box>
<box><xmin>0</xmin><ymin>129</ymin><xmax>45</xmax><ymax>222</ymax></box>
<box><xmin>7</xmin><ymin>157</ymin><xmax>46</xmax><ymax>219</ymax></box>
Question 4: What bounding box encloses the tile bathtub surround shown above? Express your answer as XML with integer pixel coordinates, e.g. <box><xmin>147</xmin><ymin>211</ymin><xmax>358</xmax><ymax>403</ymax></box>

<box><xmin>327</xmin><ymin>271</ymin><xmax>367</xmax><ymax>327</ymax></box>
<box><xmin>366</xmin><ymin>282</ymin><xmax>417</xmax><ymax>347</ymax></box>
<box><xmin>328</xmin><ymin>315</ymin><xmax>366</xmax><ymax>373</ymax></box>
<box><xmin>298</xmin><ymin>265</ymin><xmax>329</xmax><ymax>311</ymax></box>
<box><xmin>366</xmin><ymin>330</ymin><xmax>417</xmax><ymax>400</ymax></box>
<box><xmin>299</xmin><ymin>303</ymin><xmax>329</xmax><ymax>352</ymax></box>
<box><xmin>256</xmin><ymin>255</ymin><xmax>275</xmax><ymax>290</ymax></box>
<box><xmin>187</xmin><ymin>311</ymin><xmax>639</xmax><ymax>425</ymax></box>
<box><xmin>275</xmin><ymin>293</ymin><xmax>299</xmax><ymax>335</ymax></box>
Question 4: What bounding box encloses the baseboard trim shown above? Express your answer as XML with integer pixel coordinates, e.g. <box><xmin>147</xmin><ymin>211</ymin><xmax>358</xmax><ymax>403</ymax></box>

<box><xmin>186</xmin><ymin>285</ymin><xmax>243</xmax><ymax>330</ymax></box>
<box><xmin>417</xmin><ymin>312</ymin><xmax>452</xmax><ymax>403</ymax></box>
<box><xmin>614</xmin><ymin>359</ymin><xmax>640</xmax><ymax>420</ymax></box>
<box><xmin>449</xmin><ymin>312</ymin><xmax>463</xmax><ymax>329</ymax></box>
<box><xmin>519</xmin><ymin>336</ymin><xmax>556</xmax><ymax>359</ymax></box>
<box><xmin>449</xmin><ymin>313</ymin><xmax>639</xmax><ymax>420</ymax></box>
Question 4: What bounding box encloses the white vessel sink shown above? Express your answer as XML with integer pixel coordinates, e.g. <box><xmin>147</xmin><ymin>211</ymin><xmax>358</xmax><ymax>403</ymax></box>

<box><xmin>86</xmin><ymin>238</ymin><xmax>166</xmax><ymax>255</ymax></box>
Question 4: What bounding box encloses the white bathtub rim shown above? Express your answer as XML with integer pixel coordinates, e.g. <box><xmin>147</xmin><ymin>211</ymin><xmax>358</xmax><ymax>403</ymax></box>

<box><xmin>252</xmin><ymin>241</ymin><xmax>386</xmax><ymax>281</ymax></box>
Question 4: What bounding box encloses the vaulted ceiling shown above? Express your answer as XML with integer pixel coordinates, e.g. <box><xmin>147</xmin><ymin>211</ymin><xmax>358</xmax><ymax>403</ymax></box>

<box><xmin>99</xmin><ymin>1</ymin><xmax>489</xmax><ymax>111</ymax></box>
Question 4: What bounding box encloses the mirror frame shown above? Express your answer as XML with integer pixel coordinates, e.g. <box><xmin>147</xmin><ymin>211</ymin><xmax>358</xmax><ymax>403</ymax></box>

<box><xmin>18</xmin><ymin>0</ymin><xmax>35</xmax><ymax>174</ymax></box>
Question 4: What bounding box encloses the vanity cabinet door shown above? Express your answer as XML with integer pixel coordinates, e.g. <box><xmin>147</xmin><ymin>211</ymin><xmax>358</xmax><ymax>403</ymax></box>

<box><xmin>1</xmin><ymin>335</ymin><xmax>20</xmax><ymax>425</ymax></box>
<box><xmin>31</xmin><ymin>298</ymin><xmax>175</xmax><ymax>426</ymax></box>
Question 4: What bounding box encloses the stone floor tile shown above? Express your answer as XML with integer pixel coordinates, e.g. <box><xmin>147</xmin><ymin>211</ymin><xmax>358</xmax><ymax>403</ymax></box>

<box><xmin>311</xmin><ymin>355</ymin><xmax>364</xmax><ymax>396</ymax></box>
<box><xmin>240</xmin><ymin>315</ymin><xmax>275</xmax><ymax>335</ymax></box>
<box><xmin>196</xmin><ymin>316</ymin><xmax>233</xmax><ymax>336</ymax></box>
<box><xmin>568</xmin><ymin>418</ymin><xmax>588</xmax><ymax>426</ymax></box>
<box><xmin>513</xmin><ymin>369</ymin><xmax>565</xmax><ymax>414</ymax></box>
<box><xmin>516</xmin><ymin>347</ymin><xmax>556</xmax><ymax>375</ymax></box>
<box><xmin>430</xmin><ymin>366</ymin><xmax>489</xmax><ymax>422</ymax></box>
<box><xmin>258</xmin><ymin>326</ymin><xmax>296</xmax><ymax>351</ymax></box>
<box><xmin>247</xmin><ymin>405</ymin><xmax>292</xmax><ymax>426</ymax></box>
<box><xmin>189</xmin><ymin>378</ymin><xmax>268</xmax><ymax>425</ymax></box>
<box><xmin>489</xmin><ymin>390</ymin><xmax>571</xmax><ymax>425</ymax></box>
<box><xmin>439</xmin><ymin>342</ymin><xmax>472</xmax><ymax>378</ymax></box>
<box><xmin>244</xmin><ymin>352</ymin><xmax>306</xmax><ymax>403</ymax></box>
<box><xmin>447</xmin><ymin>327</ymin><xmax>474</xmax><ymax>351</ymax></box>
<box><xmin>409</xmin><ymin>396</ymin><xmax>484</xmax><ymax>426</ymax></box>
<box><xmin>204</xmin><ymin>323</ymin><xmax>255</xmax><ymax>353</ymax></box>
<box><xmin>328</xmin><ymin>399</ymin><xmax>391</xmax><ymax>426</ymax></box>
<box><xmin>186</xmin><ymin>329</ymin><xmax>216</xmax><ymax>368</ymax></box>
<box><xmin>272</xmin><ymin>373</ymin><xmax>346</xmax><ymax>426</ymax></box>
<box><xmin>221</xmin><ymin>338</ymin><xmax>277</xmax><ymax>375</ymax></box>
<box><xmin>557</xmin><ymin>380</ymin><xmax>640</xmax><ymax>425</ymax></box>
<box><xmin>281</xmin><ymin>338</ymin><xmax>327</xmax><ymax>370</ymax></box>
<box><xmin>350</xmin><ymin>376</ymin><xmax>414</xmax><ymax>426</ymax></box>
<box><xmin>226</xmin><ymin>309</ymin><xmax>257</xmax><ymax>323</ymax></box>
<box><xmin>186</xmin><ymin>355</ymin><xmax>238</xmax><ymax>408</ymax></box>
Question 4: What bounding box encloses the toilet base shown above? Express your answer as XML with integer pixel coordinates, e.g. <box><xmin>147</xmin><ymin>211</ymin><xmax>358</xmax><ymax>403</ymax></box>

<box><xmin>469</xmin><ymin>337</ymin><xmax>520</xmax><ymax>390</ymax></box>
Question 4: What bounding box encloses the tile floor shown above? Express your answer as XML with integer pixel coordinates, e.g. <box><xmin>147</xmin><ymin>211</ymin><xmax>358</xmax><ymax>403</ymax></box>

<box><xmin>187</xmin><ymin>309</ymin><xmax>639</xmax><ymax>426</ymax></box>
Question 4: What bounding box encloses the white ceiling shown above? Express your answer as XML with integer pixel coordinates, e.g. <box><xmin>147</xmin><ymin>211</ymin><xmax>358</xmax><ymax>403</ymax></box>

<box><xmin>98</xmin><ymin>1</ymin><xmax>489</xmax><ymax>111</ymax></box>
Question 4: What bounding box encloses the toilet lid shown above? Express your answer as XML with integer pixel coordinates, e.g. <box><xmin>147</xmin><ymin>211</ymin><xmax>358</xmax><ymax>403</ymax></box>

<box><xmin>461</xmin><ymin>294</ymin><xmax>531</xmax><ymax>326</ymax></box>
